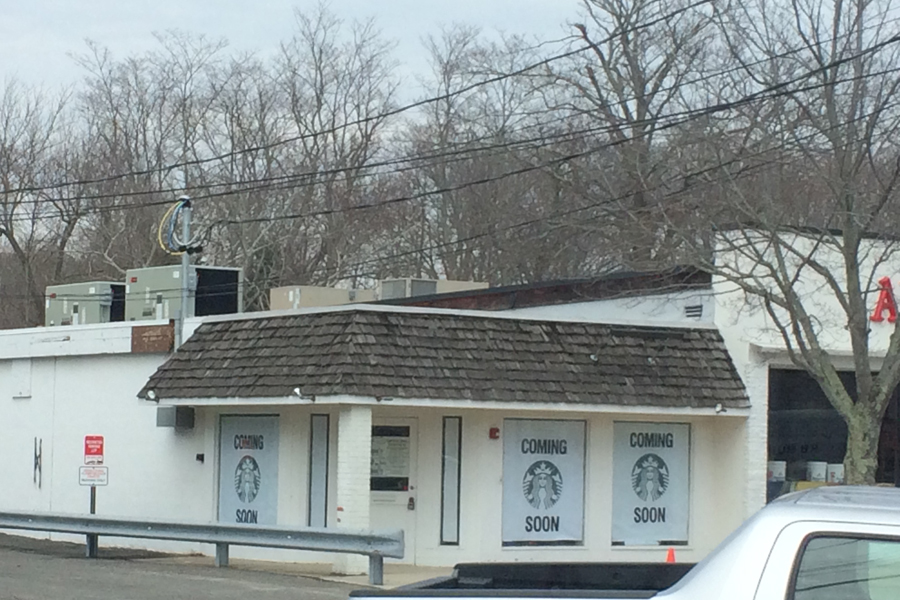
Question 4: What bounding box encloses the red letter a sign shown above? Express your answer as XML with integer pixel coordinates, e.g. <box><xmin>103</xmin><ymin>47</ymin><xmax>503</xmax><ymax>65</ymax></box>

<box><xmin>871</xmin><ymin>276</ymin><xmax>898</xmax><ymax>323</ymax></box>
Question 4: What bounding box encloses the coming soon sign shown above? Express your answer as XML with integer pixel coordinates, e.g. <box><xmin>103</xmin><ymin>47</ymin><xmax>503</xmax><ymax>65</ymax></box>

<box><xmin>612</xmin><ymin>422</ymin><xmax>690</xmax><ymax>545</ymax></box>
<box><xmin>502</xmin><ymin>419</ymin><xmax>585</xmax><ymax>545</ymax></box>
<box><xmin>218</xmin><ymin>415</ymin><xmax>280</xmax><ymax>525</ymax></box>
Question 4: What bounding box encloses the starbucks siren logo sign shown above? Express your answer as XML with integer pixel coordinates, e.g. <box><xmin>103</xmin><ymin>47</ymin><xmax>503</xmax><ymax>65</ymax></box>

<box><xmin>631</xmin><ymin>453</ymin><xmax>669</xmax><ymax>502</ymax></box>
<box><xmin>522</xmin><ymin>461</ymin><xmax>563</xmax><ymax>509</ymax></box>
<box><xmin>234</xmin><ymin>455</ymin><xmax>261</xmax><ymax>503</ymax></box>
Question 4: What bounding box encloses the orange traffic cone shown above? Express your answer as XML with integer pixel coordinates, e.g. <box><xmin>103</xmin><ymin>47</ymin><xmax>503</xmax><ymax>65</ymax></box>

<box><xmin>666</xmin><ymin>547</ymin><xmax>676</xmax><ymax>563</ymax></box>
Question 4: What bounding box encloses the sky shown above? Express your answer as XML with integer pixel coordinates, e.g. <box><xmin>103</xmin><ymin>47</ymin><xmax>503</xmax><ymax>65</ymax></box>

<box><xmin>1</xmin><ymin>0</ymin><xmax>581</xmax><ymax>92</ymax></box>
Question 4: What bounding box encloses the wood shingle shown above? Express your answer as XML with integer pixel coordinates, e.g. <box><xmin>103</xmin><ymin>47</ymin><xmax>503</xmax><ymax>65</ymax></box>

<box><xmin>138</xmin><ymin>309</ymin><xmax>749</xmax><ymax>409</ymax></box>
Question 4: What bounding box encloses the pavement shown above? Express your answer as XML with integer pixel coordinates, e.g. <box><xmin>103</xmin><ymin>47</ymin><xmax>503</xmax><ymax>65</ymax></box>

<box><xmin>0</xmin><ymin>533</ymin><xmax>452</xmax><ymax>600</ymax></box>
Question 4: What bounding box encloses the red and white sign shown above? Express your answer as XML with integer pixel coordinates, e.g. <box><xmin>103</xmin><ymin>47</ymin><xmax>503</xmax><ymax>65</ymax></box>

<box><xmin>79</xmin><ymin>466</ymin><xmax>109</xmax><ymax>486</ymax></box>
<box><xmin>871</xmin><ymin>277</ymin><xmax>899</xmax><ymax>324</ymax></box>
<box><xmin>84</xmin><ymin>435</ymin><xmax>104</xmax><ymax>465</ymax></box>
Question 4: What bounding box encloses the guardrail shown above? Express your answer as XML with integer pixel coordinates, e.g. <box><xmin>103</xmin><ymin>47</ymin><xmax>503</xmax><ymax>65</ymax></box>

<box><xmin>0</xmin><ymin>511</ymin><xmax>403</xmax><ymax>585</ymax></box>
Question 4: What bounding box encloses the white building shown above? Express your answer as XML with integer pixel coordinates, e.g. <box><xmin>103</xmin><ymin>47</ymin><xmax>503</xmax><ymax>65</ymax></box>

<box><xmin>0</xmin><ymin>268</ymin><xmax>752</xmax><ymax>573</ymax></box>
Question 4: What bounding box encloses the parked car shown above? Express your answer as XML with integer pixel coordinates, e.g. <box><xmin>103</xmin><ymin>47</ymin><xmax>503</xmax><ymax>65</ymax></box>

<box><xmin>351</xmin><ymin>485</ymin><xmax>900</xmax><ymax>599</ymax></box>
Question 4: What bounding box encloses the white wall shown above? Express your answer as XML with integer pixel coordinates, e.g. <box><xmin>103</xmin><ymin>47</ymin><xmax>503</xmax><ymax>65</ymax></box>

<box><xmin>713</xmin><ymin>232</ymin><xmax>900</xmax><ymax>354</ymax></box>
<box><xmin>496</xmin><ymin>290</ymin><xmax>714</xmax><ymax>327</ymax></box>
<box><xmin>0</xmin><ymin>361</ymin><xmax>349</xmax><ymax>563</ymax></box>
<box><xmin>0</xmin><ymin>351</ymin><xmax>214</xmax><ymax>553</ymax></box>
<box><xmin>370</xmin><ymin>406</ymin><xmax>745</xmax><ymax>567</ymax></box>
<box><xmin>1</xmin><ymin>355</ymin><xmax>747</xmax><ymax>567</ymax></box>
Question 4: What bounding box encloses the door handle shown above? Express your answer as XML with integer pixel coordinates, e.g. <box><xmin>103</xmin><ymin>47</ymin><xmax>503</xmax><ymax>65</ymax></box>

<box><xmin>407</xmin><ymin>497</ymin><xmax>416</xmax><ymax>511</ymax></box>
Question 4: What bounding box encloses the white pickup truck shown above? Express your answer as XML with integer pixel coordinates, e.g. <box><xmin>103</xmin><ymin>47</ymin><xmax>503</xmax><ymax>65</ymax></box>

<box><xmin>352</xmin><ymin>485</ymin><xmax>900</xmax><ymax>600</ymax></box>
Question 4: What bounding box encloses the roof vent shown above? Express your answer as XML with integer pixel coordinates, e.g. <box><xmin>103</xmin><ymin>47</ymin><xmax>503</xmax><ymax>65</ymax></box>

<box><xmin>684</xmin><ymin>304</ymin><xmax>703</xmax><ymax>319</ymax></box>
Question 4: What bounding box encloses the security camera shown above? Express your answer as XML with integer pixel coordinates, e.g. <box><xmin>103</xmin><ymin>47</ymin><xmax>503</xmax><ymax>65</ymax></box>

<box><xmin>293</xmin><ymin>387</ymin><xmax>302</xmax><ymax>397</ymax></box>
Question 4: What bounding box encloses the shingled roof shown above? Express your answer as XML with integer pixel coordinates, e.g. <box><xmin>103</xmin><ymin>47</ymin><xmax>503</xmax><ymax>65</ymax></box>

<box><xmin>139</xmin><ymin>308</ymin><xmax>749</xmax><ymax>409</ymax></box>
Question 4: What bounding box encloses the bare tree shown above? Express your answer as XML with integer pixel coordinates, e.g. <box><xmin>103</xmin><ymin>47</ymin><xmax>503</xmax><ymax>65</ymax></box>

<box><xmin>199</xmin><ymin>5</ymin><xmax>400</xmax><ymax>308</ymax></box>
<box><xmin>0</xmin><ymin>80</ymin><xmax>73</xmax><ymax>325</ymax></box>
<box><xmin>658</xmin><ymin>0</ymin><xmax>900</xmax><ymax>484</ymax></box>
<box><xmin>396</xmin><ymin>26</ymin><xmax>606</xmax><ymax>284</ymax></box>
<box><xmin>548</xmin><ymin>0</ymin><xmax>714</xmax><ymax>268</ymax></box>
<box><xmin>73</xmin><ymin>32</ymin><xmax>227</xmax><ymax>277</ymax></box>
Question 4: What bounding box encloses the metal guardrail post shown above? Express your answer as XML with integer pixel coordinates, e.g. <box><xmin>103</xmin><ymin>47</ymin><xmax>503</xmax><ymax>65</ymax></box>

<box><xmin>215</xmin><ymin>542</ymin><xmax>229</xmax><ymax>567</ymax></box>
<box><xmin>85</xmin><ymin>533</ymin><xmax>98</xmax><ymax>559</ymax></box>
<box><xmin>369</xmin><ymin>554</ymin><xmax>384</xmax><ymax>586</ymax></box>
<box><xmin>86</xmin><ymin>485</ymin><xmax>98</xmax><ymax>558</ymax></box>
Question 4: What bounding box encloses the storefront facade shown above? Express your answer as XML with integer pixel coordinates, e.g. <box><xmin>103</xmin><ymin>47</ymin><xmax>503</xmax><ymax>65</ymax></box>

<box><xmin>145</xmin><ymin>402</ymin><xmax>747</xmax><ymax>569</ymax></box>
<box><xmin>141</xmin><ymin>306</ymin><xmax>750</xmax><ymax>571</ymax></box>
<box><xmin>1</xmin><ymin>295</ymin><xmax>751</xmax><ymax>573</ymax></box>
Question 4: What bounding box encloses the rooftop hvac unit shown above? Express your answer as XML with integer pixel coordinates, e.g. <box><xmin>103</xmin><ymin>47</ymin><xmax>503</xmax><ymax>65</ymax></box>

<box><xmin>269</xmin><ymin>285</ymin><xmax>351</xmax><ymax>310</ymax></box>
<box><xmin>380</xmin><ymin>278</ymin><xmax>438</xmax><ymax>300</ymax></box>
<box><xmin>379</xmin><ymin>278</ymin><xmax>488</xmax><ymax>300</ymax></box>
<box><xmin>124</xmin><ymin>265</ymin><xmax>243</xmax><ymax>322</ymax></box>
<box><xmin>268</xmin><ymin>285</ymin><xmax>380</xmax><ymax>310</ymax></box>
<box><xmin>45</xmin><ymin>282</ymin><xmax>126</xmax><ymax>327</ymax></box>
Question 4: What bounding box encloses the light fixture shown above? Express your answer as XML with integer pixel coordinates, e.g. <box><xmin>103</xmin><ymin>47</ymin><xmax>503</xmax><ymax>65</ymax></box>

<box><xmin>293</xmin><ymin>387</ymin><xmax>315</xmax><ymax>401</ymax></box>
<box><xmin>147</xmin><ymin>390</ymin><xmax>157</xmax><ymax>401</ymax></box>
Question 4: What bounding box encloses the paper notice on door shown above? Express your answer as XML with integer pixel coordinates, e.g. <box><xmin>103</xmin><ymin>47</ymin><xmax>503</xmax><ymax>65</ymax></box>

<box><xmin>371</xmin><ymin>437</ymin><xmax>410</xmax><ymax>477</ymax></box>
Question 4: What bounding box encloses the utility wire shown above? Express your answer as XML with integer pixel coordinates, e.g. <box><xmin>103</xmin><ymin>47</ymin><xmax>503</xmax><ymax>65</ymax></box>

<box><xmin>7</xmin><ymin>14</ymin><xmax>896</xmax><ymax>211</ymax></box>
<box><xmin>0</xmin><ymin>1</ymin><xmax>713</xmax><ymax>199</ymax></box>
<box><xmin>8</xmin><ymin>34</ymin><xmax>900</xmax><ymax>303</ymax></box>
<box><xmin>5</xmin><ymin>55</ymin><xmax>899</xmax><ymax>307</ymax></box>
<box><xmin>5</xmin><ymin>52</ymin><xmax>889</xmax><ymax>232</ymax></box>
<box><xmin>196</xmin><ymin>63</ymin><xmax>900</xmax><ymax>230</ymax></box>
<box><xmin>31</xmin><ymin>93</ymin><xmax>898</xmax><ymax>302</ymax></box>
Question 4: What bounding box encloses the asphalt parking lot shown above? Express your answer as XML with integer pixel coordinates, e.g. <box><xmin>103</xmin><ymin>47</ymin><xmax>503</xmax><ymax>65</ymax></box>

<box><xmin>0</xmin><ymin>534</ymin><xmax>362</xmax><ymax>600</ymax></box>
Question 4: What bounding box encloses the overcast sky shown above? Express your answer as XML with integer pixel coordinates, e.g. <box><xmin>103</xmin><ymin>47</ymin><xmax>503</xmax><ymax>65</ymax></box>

<box><xmin>2</xmin><ymin>1</ymin><xmax>580</xmax><ymax>92</ymax></box>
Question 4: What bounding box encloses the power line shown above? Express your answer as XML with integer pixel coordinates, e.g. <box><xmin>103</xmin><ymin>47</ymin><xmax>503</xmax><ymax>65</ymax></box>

<box><xmin>0</xmin><ymin>1</ymin><xmax>713</xmax><ymax>199</ymax></box>
<box><xmin>196</xmin><ymin>62</ymin><xmax>900</xmax><ymax>230</ymax></box>
<box><xmin>28</xmin><ymin>93</ymin><xmax>897</xmax><ymax>302</ymax></box>
<box><xmin>7</xmin><ymin>14</ymin><xmax>890</xmax><ymax>211</ymax></box>
<box><xmin>0</xmin><ymin>60</ymin><xmax>895</xmax><ymax>245</ymax></box>
<box><xmin>0</xmin><ymin>53</ymin><xmax>896</xmax><ymax>241</ymax></box>
<box><xmin>2</xmin><ymin>13</ymin><xmax>896</xmax><ymax>229</ymax></box>
<box><xmin>2</xmin><ymin>32</ymin><xmax>899</xmax><ymax>309</ymax></box>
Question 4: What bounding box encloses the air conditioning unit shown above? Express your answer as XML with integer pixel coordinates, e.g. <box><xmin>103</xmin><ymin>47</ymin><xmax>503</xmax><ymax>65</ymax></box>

<box><xmin>269</xmin><ymin>285</ymin><xmax>379</xmax><ymax>310</ymax></box>
<box><xmin>379</xmin><ymin>278</ymin><xmax>489</xmax><ymax>300</ymax></box>
<box><xmin>45</xmin><ymin>282</ymin><xmax>126</xmax><ymax>326</ymax></box>
<box><xmin>379</xmin><ymin>278</ymin><xmax>438</xmax><ymax>300</ymax></box>
<box><xmin>124</xmin><ymin>265</ymin><xmax>243</xmax><ymax>322</ymax></box>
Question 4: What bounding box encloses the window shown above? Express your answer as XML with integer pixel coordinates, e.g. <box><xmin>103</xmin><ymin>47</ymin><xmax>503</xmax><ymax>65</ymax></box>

<box><xmin>767</xmin><ymin>369</ymin><xmax>900</xmax><ymax>502</ymax></box>
<box><xmin>440</xmin><ymin>417</ymin><xmax>462</xmax><ymax>545</ymax></box>
<box><xmin>307</xmin><ymin>414</ymin><xmax>329</xmax><ymax>527</ymax></box>
<box><xmin>792</xmin><ymin>536</ymin><xmax>900</xmax><ymax>600</ymax></box>
<box><xmin>370</xmin><ymin>426</ymin><xmax>410</xmax><ymax>491</ymax></box>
